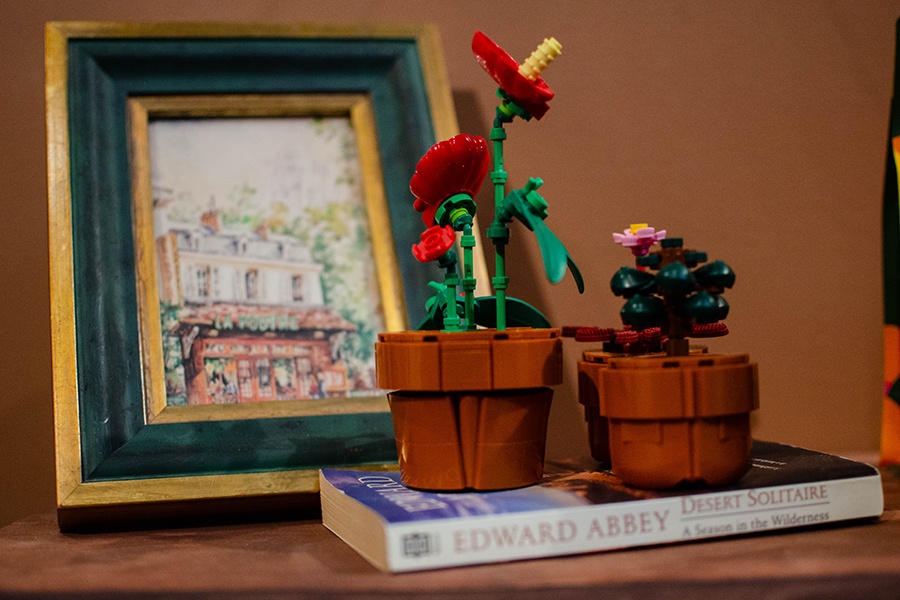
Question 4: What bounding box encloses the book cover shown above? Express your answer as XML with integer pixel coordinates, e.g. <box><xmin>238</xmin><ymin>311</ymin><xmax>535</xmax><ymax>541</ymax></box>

<box><xmin>320</xmin><ymin>441</ymin><xmax>883</xmax><ymax>572</ymax></box>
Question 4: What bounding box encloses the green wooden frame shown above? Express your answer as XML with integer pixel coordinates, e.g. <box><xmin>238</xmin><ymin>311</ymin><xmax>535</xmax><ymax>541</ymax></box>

<box><xmin>46</xmin><ymin>22</ymin><xmax>458</xmax><ymax>529</ymax></box>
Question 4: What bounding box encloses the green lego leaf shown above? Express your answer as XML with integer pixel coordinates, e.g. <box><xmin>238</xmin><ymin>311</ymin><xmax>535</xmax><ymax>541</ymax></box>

<box><xmin>567</xmin><ymin>255</ymin><xmax>585</xmax><ymax>294</ymax></box>
<box><xmin>610</xmin><ymin>267</ymin><xmax>656</xmax><ymax>298</ymax></box>
<box><xmin>416</xmin><ymin>297</ymin><xmax>445</xmax><ymax>331</ymax></box>
<box><xmin>683</xmin><ymin>251</ymin><xmax>708</xmax><ymax>268</ymax></box>
<box><xmin>496</xmin><ymin>181</ymin><xmax>583</xmax><ymax>292</ymax></box>
<box><xmin>715</xmin><ymin>294</ymin><xmax>730</xmax><ymax>320</ymax></box>
<box><xmin>636</xmin><ymin>254</ymin><xmax>661</xmax><ymax>269</ymax></box>
<box><xmin>473</xmin><ymin>296</ymin><xmax>551</xmax><ymax>328</ymax></box>
<box><xmin>693</xmin><ymin>260</ymin><xmax>735</xmax><ymax>290</ymax></box>
<box><xmin>656</xmin><ymin>262</ymin><xmax>696</xmax><ymax>296</ymax></box>
<box><xmin>678</xmin><ymin>291</ymin><xmax>722</xmax><ymax>324</ymax></box>
<box><xmin>532</xmin><ymin>221</ymin><xmax>568</xmax><ymax>282</ymax></box>
<box><xmin>416</xmin><ymin>287</ymin><xmax>464</xmax><ymax>331</ymax></box>
<box><xmin>621</xmin><ymin>295</ymin><xmax>666</xmax><ymax>329</ymax></box>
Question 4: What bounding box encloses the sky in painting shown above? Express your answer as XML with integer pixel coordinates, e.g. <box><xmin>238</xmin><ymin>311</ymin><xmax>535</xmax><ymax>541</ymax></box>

<box><xmin>148</xmin><ymin>116</ymin><xmax>360</xmax><ymax>226</ymax></box>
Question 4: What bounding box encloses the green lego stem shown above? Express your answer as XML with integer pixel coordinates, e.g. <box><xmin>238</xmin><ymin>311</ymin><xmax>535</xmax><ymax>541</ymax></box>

<box><xmin>461</xmin><ymin>222</ymin><xmax>477</xmax><ymax>330</ymax></box>
<box><xmin>489</xmin><ymin>111</ymin><xmax>511</xmax><ymax>331</ymax></box>
<box><xmin>495</xmin><ymin>89</ymin><xmax>533</xmax><ymax>121</ymax></box>
<box><xmin>437</xmin><ymin>251</ymin><xmax>462</xmax><ymax>332</ymax></box>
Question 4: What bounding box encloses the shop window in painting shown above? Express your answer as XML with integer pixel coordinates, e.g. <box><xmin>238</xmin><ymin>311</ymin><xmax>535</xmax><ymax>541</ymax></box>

<box><xmin>204</xmin><ymin>357</ymin><xmax>239</xmax><ymax>404</ymax></box>
<box><xmin>257</xmin><ymin>358</ymin><xmax>273</xmax><ymax>399</ymax></box>
<box><xmin>273</xmin><ymin>358</ymin><xmax>298</xmax><ymax>400</ymax></box>
<box><xmin>238</xmin><ymin>359</ymin><xmax>254</xmax><ymax>399</ymax></box>
<box><xmin>296</xmin><ymin>357</ymin><xmax>312</xmax><ymax>375</ymax></box>
<box><xmin>296</xmin><ymin>357</ymin><xmax>312</xmax><ymax>397</ymax></box>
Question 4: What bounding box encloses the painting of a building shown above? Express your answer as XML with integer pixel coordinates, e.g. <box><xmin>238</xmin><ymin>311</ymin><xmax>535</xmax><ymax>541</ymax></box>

<box><xmin>147</xmin><ymin>115</ymin><xmax>388</xmax><ymax>408</ymax></box>
<box><xmin>157</xmin><ymin>209</ymin><xmax>358</xmax><ymax>406</ymax></box>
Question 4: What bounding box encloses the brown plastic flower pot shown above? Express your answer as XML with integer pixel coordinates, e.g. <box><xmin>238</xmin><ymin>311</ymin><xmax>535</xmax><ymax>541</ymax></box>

<box><xmin>595</xmin><ymin>353</ymin><xmax>759</xmax><ymax>488</ymax></box>
<box><xmin>577</xmin><ymin>346</ymin><xmax>710</xmax><ymax>464</ymax></box>
<box><xmin>375</xmin><ymin>328</ymin><xmax>562</xmax><ymax>491</ymax></box>
<box><xmin>577</xmin><ymin>351</ymin><xmax>614</xmax><ymax>464</ymax></box>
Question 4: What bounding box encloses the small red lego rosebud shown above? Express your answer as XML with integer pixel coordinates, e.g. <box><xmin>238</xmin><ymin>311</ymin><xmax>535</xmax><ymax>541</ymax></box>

<box><xmin>412</xmin><ymin>224</ymin><xmax>457</xmax><ymax>263</ymax></box>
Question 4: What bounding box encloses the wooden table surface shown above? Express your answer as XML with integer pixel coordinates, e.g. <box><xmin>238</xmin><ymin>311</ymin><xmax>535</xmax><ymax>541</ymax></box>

<box><xmin>1</xmin><ymin>466</ymin><xmax>898</xmax><ymax>600</ymax></box>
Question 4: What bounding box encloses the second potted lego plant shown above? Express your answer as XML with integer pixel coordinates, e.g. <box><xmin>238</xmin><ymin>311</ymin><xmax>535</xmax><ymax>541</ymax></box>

<box><xmin>577</xmin><ymin>230</ymin><xmax>758</xmax><ymax>488</ymax></box>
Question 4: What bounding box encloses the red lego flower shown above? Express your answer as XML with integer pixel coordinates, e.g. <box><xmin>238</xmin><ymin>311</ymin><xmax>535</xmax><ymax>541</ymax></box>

<box><xmin>410</xmin><ymin>134</ymin><xmax>490</xmax><ymax>227</ymax></box>
<box><xmin>412</xmin><ymin>224</ymin><xmax>457</xmax><ymax>263</ymax></box>
<box><xmin>472</xmin><ymin>30</ymin><xmax>556</xmax><ymax>119</ymax></box>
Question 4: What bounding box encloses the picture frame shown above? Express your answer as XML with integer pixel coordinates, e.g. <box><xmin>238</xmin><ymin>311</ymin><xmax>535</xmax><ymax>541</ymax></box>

<box><xmin>46</xmin><ymin>22</ymin><xmax>461</xmax><ymax>529</ymax></box>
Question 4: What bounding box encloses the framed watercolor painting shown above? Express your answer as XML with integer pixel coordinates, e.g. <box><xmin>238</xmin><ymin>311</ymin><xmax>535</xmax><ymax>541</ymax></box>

<box><xmin>129</xmin><ymin>94</ymin><xmax>404</xmax><ymax>424</ymax></box>
<box><xmin>46</xmin><ymin>22</ymin><xmax>462</xmax><ymax>529</ymax></box>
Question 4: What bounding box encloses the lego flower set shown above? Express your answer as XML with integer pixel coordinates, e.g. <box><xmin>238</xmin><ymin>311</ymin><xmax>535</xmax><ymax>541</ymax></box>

<box><xmin>375</xmin><ymin>32</ymin><xmax>758</xmax><ymax>492</ymax></box>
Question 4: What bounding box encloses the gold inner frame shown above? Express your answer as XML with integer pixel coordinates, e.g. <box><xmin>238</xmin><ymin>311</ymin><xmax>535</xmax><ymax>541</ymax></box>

<box><xmin>128</xmin><ymin>94</ymin><xmax>403</xmax><ymax>424</ymax></box>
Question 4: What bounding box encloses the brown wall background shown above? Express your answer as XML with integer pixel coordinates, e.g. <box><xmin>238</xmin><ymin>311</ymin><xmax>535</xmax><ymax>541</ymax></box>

<box><xmin>2</xmin><ymin>0</ymin><xmax>898</xmax><ymax>527</ymax></box>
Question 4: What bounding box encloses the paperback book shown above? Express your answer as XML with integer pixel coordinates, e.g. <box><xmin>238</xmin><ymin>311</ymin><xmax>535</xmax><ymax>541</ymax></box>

<box><xmin>320</xmin><ymin>441</ymin><xmax>883</xmax><ymax>572</ymax></box>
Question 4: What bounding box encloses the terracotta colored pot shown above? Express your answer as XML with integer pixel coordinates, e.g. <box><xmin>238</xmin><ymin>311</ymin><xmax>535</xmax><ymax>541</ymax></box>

<box><xmin>576</xmin><ymin>351</ymin><xmax>613</xmax><ymax>464</ymax></box>
<box><xmin>577</xmin><ymin>347</ymin><xmax>710</xmax><ymax>465</ymax></box>
<box><xmin>376</xmin><ymin>328</ymin><xmax>561</xmax><ymax>491</ymax></box>
<box><xmin>590</xmin><ymin>353</ymin><xmax>759</xmax><ymax>488</ymax></box>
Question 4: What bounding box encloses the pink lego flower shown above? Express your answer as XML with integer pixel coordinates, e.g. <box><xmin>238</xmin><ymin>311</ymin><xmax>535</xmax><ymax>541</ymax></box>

<box><xmin>612</xmin><ymin>224</ymin><xmax>667</xmax><ymax>257</ymax></box>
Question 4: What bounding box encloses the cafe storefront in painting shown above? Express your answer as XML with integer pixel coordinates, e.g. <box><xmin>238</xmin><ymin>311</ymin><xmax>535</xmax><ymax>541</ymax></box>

<box><xmin>173</xmin><ymin>304</ymin><xmax>356</xmax><ymax>405</ymax></box>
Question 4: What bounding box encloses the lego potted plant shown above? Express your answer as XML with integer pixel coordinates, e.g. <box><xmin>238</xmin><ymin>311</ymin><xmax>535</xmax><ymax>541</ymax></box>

<box><xmin>375</xmin><ymin>31</ymin><xmax>583</xmax><ymax>491</ymax></box>
<box><xmin>576</xmin><ymin>227</ymin><xmax>758</xmax><ymax>488</ymax></box>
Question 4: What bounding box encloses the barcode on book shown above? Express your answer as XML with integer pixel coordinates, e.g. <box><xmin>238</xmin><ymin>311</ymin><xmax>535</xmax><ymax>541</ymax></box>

<box><xmin>402</xmin><ymin>532</ymin><xmax>438</xmax><ymax>558</ymax></box>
